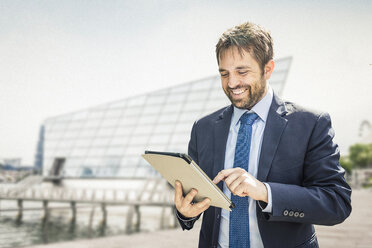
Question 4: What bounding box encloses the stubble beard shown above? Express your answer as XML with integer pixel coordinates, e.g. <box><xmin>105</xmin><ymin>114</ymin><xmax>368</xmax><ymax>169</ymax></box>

<box><xmin>224</xmin><ymin>77</ymin><xmax>267</xmax><ymax>110</ymax></box>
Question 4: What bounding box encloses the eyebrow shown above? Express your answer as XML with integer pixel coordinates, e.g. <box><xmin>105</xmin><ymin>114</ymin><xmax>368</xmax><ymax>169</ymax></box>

<box><xmin>218</xmin><ymin>66</ymin><xmax>252</xmax><ymax>72</ymax></box>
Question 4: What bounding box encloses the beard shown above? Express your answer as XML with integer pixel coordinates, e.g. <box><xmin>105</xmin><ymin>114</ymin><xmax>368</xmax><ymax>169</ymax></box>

<box><xmin>223</xmin><ymin>76</ymin><xmax>267</xmax><ymax>110</ymax></box>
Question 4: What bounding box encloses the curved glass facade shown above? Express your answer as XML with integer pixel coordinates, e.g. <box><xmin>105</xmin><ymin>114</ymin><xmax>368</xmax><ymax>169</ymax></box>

<box><xmin>41</xmin><ymin>57</ymin><xmax>292</xmax><ymax>178</ymax></box>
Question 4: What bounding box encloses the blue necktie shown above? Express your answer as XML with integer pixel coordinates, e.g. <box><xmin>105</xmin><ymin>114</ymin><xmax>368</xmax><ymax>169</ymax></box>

<box><xmin>229</xmin><ymin>112</ymin><xmax>258</xmax><ymax>248</ymax></box>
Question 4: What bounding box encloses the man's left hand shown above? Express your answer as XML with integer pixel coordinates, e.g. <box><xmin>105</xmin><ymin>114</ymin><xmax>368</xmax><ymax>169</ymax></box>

<box><xmin>213</xmin><ymin>168</ymin><xmax>268</xmax><ymax>203</ymax></box>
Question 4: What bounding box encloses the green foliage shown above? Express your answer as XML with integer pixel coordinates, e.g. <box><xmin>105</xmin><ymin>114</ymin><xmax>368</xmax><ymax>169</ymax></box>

<box><xmin>349</xmin><ymin>143</ymin><xmax>372</xmax><ymax>168</ymax></box>
<box><xmin>362</xmin><ymin>176</ymin><xmax>372</xmax><ymax>188</ymax></box>
<box><xmin>339</xmin><ymin>156</ymin><xmax>352</xmax><ymax>174</ymax></box>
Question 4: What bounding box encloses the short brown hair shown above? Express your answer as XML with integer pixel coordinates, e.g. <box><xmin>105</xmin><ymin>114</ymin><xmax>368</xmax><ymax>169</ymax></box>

<box><xmin>216</xmin><ymin>22</ymin><xmax>274</xmax><ymax>73</ymax></box>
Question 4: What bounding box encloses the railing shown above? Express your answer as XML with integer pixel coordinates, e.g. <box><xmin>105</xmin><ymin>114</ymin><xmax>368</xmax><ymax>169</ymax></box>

<box><xmin>0</xmin><ymin>178</ymin><xmax>177</xmax><ymax>233</ymax></box>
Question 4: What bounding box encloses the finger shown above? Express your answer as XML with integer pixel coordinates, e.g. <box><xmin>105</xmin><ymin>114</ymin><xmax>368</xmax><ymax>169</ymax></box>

<box><xmin>198</xmin><ymin>199</ymin><xmax>211</xmax><ymax>213</ymax></box>
<box><xmin>234</xmin><ymin>183</ymin><xmax>248</xmax><ymax>197</ymax></box>
<box><xmin>224</xmin><ymin>170</ymin><xmax>242</xmax><ymax>187</ymax></box>
<box><xmin>213</xmin><ymin>169</ymin><xmax>235</xmax><ymax>184</ymax></box>
<box><xmin>174</xmin><ymin>181</ymin><xmax>184</xmax><ymax>205</ymax></box>
<box><xmin>228</xmin><ymin>175</ymin><xmax>246</xmax><ymax>194</ymax></box>
<box><xmin>212</xmin><ymin>171</ymin><xmax>225</xmax><ymax>184</ymax></box>
<box><xmin>183</xmin><ymin>188</ymin><xmax>198</xmax><ymax>205</ymax></box>
<box><xmin>193</xmin><ymin>198</ymin><xmax>211</xmax><ymax>209</ymax></box>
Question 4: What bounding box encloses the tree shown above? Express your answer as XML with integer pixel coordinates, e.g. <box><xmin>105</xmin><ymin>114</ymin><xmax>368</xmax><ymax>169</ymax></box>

<box><xmin>348</xmin><ymin>143</ymin><xmax>372</xmax><ymax>168</ymax></box>
<box><xmin>339</xmin><ymin>156</ymin><xmax>352</xmax><ymax>174</ymax></box>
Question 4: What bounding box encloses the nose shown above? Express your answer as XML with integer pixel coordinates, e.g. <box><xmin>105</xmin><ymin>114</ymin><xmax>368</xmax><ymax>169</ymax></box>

<box><xmin>227</xmin><ymin>74</ymin><xmax>240</xmax><ymax>89</ymax></box>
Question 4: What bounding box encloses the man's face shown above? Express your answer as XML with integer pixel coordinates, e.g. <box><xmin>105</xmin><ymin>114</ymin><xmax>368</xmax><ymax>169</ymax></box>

<box><xmin>218</xmin><ymin>47</ymin><xmax>268</xmax><ymax>110</ymax></box>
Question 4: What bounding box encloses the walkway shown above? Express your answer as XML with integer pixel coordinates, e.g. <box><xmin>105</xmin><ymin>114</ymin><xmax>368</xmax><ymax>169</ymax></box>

<box><xmin>27</xmin><ymin>189</ymin><xmax>372</xmax><ymax>248</ymax></box>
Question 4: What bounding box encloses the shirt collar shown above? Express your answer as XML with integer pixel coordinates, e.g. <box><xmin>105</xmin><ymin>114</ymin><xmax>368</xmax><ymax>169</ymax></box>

<box><xmin>231</xmin><ymin>85</ymin><xmax>273</xmax><ymax>126</ymax></box>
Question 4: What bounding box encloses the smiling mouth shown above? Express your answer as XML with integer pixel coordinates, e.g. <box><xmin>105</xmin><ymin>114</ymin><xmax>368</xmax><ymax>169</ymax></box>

<box><xmin>231</xmin><ymin>88</ymin><xmax>247</xmax><ymax>95</ymax></box>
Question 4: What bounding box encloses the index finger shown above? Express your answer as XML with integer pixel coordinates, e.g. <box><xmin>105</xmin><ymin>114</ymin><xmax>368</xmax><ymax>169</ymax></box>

<box><xmin>212</xmin><ymin>169</ymin><xmax>236</xmax><ymax>184</ymax></box>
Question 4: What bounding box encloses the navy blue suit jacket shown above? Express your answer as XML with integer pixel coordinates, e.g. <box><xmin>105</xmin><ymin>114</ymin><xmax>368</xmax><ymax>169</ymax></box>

<box><xmin>177</xmin><ymin>94</ymin><xmax>352</xmax><ymax>248</ymax></box>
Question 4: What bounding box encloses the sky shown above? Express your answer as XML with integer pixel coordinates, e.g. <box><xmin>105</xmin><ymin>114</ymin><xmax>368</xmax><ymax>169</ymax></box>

<box><xmin>0</xmin><ymin>0</ymin><xmax>371</xmax><ymax>165</ymax></box>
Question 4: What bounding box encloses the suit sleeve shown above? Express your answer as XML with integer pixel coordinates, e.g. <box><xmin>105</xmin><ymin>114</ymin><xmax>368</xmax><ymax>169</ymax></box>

<box><xmin>265</xmin><ymin>112</ymin><xmax>352</xmax><ymax>225</ymax></box>
<box><xmin>176</xmin><ymin>121</ymin><xmax>202</xmax><ymax>230</ymax></box>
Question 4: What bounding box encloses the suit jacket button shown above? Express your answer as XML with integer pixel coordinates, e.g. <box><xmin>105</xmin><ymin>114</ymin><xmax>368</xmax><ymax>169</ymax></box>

<box><xmin>289</xmin><ymin>211</ymin><xmax>294</xmax><ymax>217</ymax></box>
<box><xmin>300</xmin><ymin>212</ymin><xmax>305</xmax><ymax>218</ymax></box>
<box><xmin>283</xmin><ymin>210</ymin><xmax>289</xmax><ymax>216</ymax></box>
<box><xmin>294</xmin><ymin>212</ymin><xmax>299</xmax><ymax>218</ymax></box>
<box><xmin>217</xmin><ymin>214</ymin><xmax>220</xmax><ymax>219</ymax></box>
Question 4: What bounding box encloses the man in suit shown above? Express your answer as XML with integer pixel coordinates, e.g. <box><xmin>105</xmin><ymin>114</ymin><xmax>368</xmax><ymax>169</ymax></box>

<box><xmin>174</xmin><ymin>22</ymin><xmax>352</xmax><ymax>247</ymax></box>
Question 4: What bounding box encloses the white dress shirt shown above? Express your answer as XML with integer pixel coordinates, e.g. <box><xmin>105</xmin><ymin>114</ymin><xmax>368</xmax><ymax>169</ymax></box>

<box><xmin>218</xmin><ymin>86</ymin><xmax>273</xmax><ymax>248</ymax></box>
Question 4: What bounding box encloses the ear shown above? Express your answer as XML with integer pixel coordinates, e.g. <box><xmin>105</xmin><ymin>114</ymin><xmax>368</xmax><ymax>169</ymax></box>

<box><xmin>263</xmin><ymin>60</ymin><xmax>275</xmax><ymax>80</ymax></box>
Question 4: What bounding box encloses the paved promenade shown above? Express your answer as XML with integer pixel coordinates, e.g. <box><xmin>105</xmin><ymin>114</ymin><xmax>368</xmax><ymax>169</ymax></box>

<box><xmin>28</xmin><ymin>189</ymin><xmax>372</xmax><ymax>248</ymax></box>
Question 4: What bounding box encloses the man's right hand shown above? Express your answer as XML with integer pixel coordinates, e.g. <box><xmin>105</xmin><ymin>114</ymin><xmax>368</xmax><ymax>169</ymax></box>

<box><xmin>174</xmin><ymin>181</ymin><xmax>211</xmax><ymax>218</ymax></box>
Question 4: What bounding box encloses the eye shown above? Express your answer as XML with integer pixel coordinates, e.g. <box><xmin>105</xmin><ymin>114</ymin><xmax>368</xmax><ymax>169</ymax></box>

<box><xmin>220</xmin><ymin>73</ymin><xmax>229</xmax><ymax>78</ymax></box>
<box><xmin>238</xmin><ymin>71</ymin><xmax>248</xmax><ymax>75</ymax></box>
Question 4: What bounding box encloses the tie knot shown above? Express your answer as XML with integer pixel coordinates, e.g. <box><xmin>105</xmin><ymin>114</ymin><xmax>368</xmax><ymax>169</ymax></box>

<box><xmin>240</xmin><ymin>112</ymin><xmax>258</xmax><ymax>126</ymax></box>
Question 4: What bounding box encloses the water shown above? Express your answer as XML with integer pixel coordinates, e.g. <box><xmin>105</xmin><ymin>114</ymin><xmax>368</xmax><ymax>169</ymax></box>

<box><xmin>0</xmin><ymin>201</ymin><xmax>174</xmax><ymax>248</ymax></box>
<box><xmin>0</xmin><ymin>179</ymin><xmax>175</xmax><ymax>247</ymax></box>
<box><xmin>0</xmin><ymin>216</ymin><xmax>112</xmax><ymax>247</ymax></box>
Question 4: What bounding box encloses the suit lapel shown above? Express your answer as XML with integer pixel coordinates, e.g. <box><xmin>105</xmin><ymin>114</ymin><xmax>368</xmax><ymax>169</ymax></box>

<box><xmin>213</xmin><ymin>105</ymin><xmax>233</xmax><ymax>190</ymax></box>
<box><xmin>257</xmin><ymin>94</ymin><xmax>288</xmax><ymax>182</ymax></box>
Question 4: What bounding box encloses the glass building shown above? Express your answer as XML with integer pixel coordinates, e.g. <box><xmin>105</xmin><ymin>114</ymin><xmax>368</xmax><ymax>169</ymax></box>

<box><xmin>39</xmin><ymin>57</ymin><xmax>292</xmax><ymax>178</ymax></box>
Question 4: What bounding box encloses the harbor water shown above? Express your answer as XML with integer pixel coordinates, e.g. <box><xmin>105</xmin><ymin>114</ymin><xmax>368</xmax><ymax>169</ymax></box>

<box><xmin>0</xmin><ymin>179</ymin><xmax>176</xmax><ymax>248</ymax></box>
